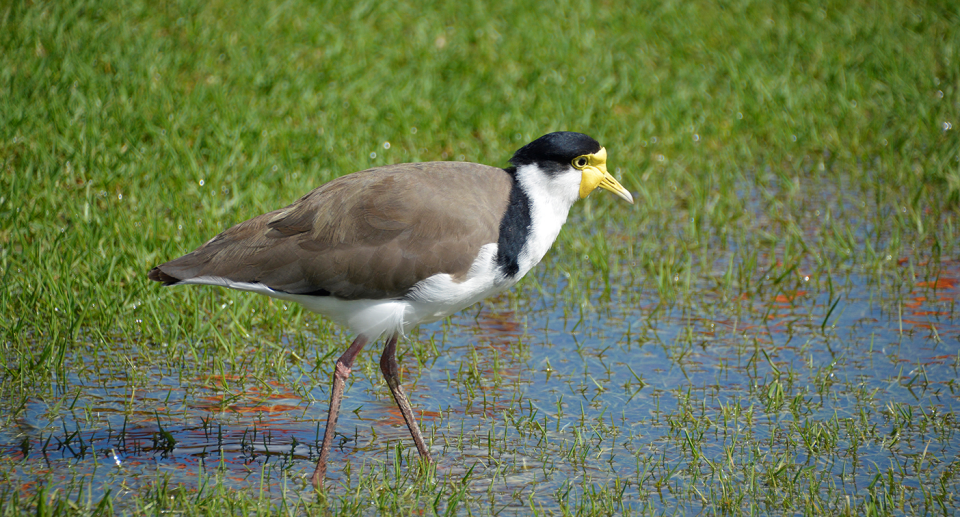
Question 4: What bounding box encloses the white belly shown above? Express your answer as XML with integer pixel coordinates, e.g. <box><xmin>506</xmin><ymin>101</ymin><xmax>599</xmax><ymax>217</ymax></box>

<box><xmin>287</xmin><ymin>243</ymin><xmax>513</xmax><ymax>339</ymax></box>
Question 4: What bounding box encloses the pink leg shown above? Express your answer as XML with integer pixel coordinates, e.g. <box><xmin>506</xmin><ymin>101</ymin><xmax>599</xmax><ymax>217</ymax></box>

<box><xmin>379</xmin><ymin>334</ymin><xmax>433</xmax><ymax>462</ymax></box>
<box><xmin>311</xmin><ymin>334</ymin><xmax>369</xmax><ymax>488</ymax></box>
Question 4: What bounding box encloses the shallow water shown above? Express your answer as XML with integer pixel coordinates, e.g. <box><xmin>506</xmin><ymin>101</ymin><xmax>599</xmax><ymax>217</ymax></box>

<box><xmin>2</xmin><ymin>174</ymin><xmax>958</xmax><ymax>513</ymax></box>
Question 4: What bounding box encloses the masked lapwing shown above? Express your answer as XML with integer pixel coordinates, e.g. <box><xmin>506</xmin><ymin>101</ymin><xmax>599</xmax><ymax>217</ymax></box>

<box><xmin>148</xmin><ymin>131</ymin><xmax>633</xmax><ymax>487</ymax></box>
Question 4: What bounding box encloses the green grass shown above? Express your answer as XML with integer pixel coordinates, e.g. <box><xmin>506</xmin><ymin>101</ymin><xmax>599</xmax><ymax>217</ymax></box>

<box><xmin>2</xmin><ymin>0</ymin><xmax>960</xmax><ymax>514</ymax></box>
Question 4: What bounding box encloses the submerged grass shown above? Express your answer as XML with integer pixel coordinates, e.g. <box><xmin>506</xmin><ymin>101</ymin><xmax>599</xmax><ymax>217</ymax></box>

<box><xmin>2</xmin><ymin>0</ymin><xmax>960</xmax><ymax>514</ymax></box>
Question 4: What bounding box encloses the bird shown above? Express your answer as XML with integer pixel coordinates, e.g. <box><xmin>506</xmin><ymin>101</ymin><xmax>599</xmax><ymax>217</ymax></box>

<box><xmin>147</xmin><ymin>131</ymin><xmax>634</xmax><ymax>488</ymax></box>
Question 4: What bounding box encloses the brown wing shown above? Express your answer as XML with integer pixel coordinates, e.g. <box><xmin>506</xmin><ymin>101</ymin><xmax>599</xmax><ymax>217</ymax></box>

<box><xmin>148</xmin><ymin>162</ymin><xmax>513</xmax><ymax>300</ymax></box>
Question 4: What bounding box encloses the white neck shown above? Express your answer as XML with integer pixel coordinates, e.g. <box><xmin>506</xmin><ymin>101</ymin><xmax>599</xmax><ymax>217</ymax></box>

<box><xmin>512</xmin><ymin>163</ymin><xmax>581</xmax><ymax>279</ymax></box>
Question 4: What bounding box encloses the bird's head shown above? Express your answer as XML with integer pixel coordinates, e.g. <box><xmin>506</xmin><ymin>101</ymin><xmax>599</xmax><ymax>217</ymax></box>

<box><xmin>509</xmin><ymin>132</ymin><xmax>634</xmax><ymax>204</ymax></box>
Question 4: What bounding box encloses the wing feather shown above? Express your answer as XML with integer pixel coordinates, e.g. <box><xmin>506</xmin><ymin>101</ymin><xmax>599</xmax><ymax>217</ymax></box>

<box><xmin>149</xmin><ymin>162</ymin><xmax>513</xmax><ymax>300</ymax></box>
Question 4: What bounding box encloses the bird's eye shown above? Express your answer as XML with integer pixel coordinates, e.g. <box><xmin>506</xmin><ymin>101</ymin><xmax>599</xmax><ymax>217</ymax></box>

<box><xmin>574</xmin><ymin>156</ymin><xmax>589</xmax><ymax>168</ymax></box>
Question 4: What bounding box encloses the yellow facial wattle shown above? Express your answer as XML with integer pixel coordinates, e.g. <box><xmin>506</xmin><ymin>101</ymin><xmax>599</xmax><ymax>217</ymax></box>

<box><xmin>576</xmin><ymin>147</ymin><xmax>634</xmax><ymax>203</ymax></box>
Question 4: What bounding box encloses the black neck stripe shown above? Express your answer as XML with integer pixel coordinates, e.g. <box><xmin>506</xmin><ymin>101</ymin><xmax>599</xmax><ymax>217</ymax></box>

<box><xmin>496</xmin><ymin>168</ymin><xmax>531</xmax><ymax>278</ymax></box>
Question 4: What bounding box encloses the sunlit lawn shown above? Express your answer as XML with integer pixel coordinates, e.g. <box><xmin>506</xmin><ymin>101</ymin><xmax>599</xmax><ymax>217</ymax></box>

<box><xmin>2</xmin><ymin>0</ymin><xmax>959</xmax><ymax>514</ymax></box>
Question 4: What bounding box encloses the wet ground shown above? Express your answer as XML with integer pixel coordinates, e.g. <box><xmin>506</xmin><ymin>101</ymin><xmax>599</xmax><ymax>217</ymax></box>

<box><xmin>2</xmin><ymin>172</ymin><xmax>958</xmax><ymax>513</ymax></box>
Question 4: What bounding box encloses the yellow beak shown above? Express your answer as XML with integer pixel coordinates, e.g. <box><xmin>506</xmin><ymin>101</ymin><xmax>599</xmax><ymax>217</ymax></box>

<box><xmin>578</xmin><ymin>147</ymin><xmax>634</xmax><ymax>203</ymax></box>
